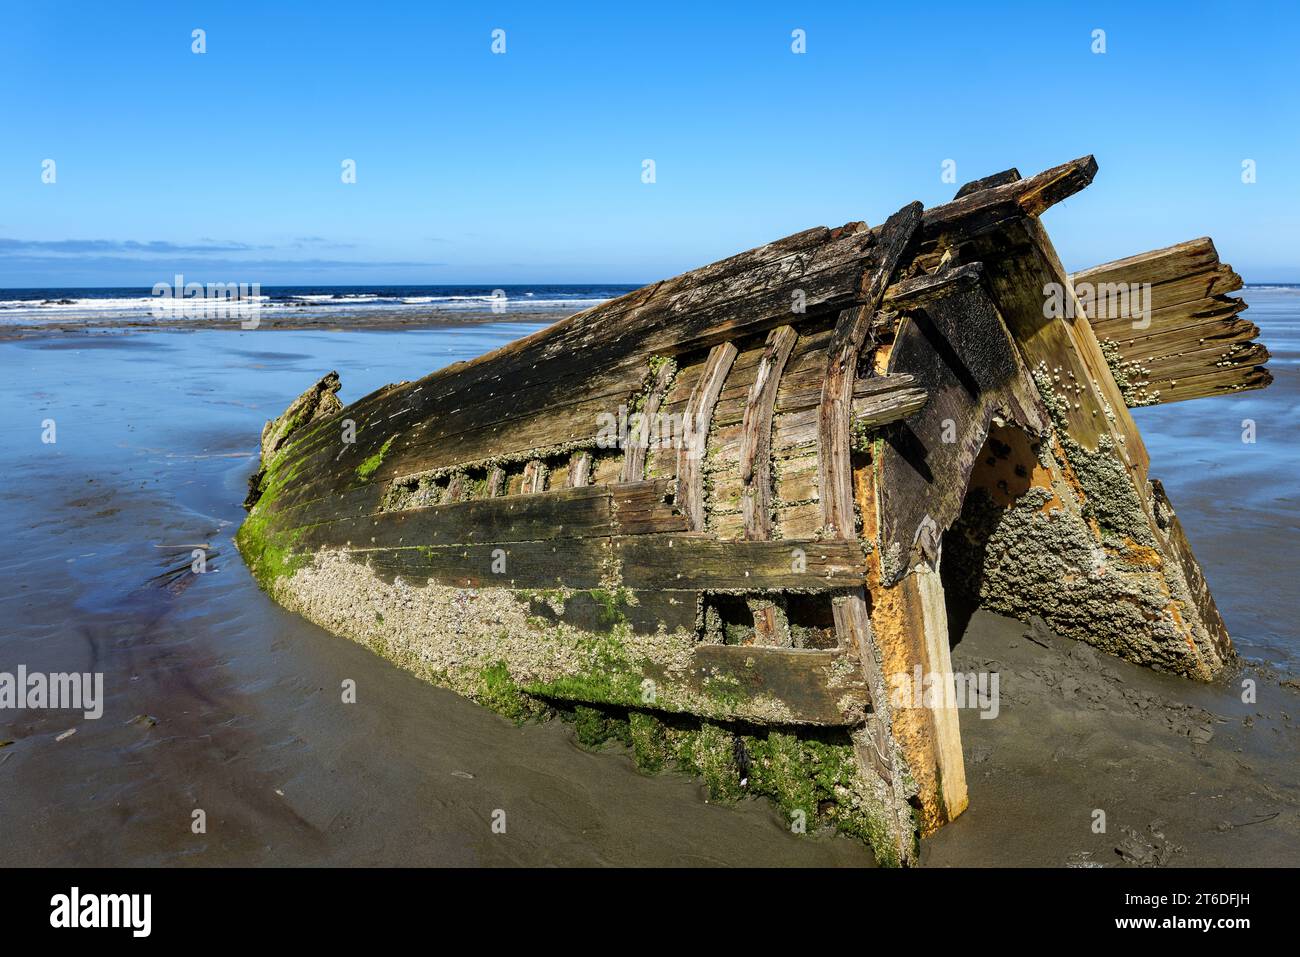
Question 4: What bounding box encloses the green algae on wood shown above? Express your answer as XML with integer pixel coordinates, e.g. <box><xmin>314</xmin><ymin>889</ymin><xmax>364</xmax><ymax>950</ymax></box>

<box><xmin>356</xmin><ymin>435</ymin><xmax>396</xmax><ymax>481</ymax></box>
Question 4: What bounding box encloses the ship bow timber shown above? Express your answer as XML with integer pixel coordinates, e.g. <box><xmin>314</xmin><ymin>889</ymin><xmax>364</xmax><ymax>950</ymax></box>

<box><xmin>238</xmin><ymin>156</ymin><xmax>1260</xmax><ymax>865</ymax></box>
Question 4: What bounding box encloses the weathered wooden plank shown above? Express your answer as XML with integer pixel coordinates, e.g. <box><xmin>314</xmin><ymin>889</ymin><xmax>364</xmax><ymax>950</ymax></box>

<box><xmin>1141</xmin><ymin>364</ymin><xmax>1273</xmax><ymax>405</ymax></box>
<box><xmin>778</xmin><ymin>371</ymin><xmax>919</xmax><ymax>415</ymax></box>
<box><xmin>1081</xmin><ymin>263</ymin><xmax>1243</xmax><ymax>319</ymax></box>
<box><xmin>1070</xmin><ymin>237</ymin><xmax>1221</xmax><ymax>290</ymax></box>
<box><xmin>920</xmin><ymin>155</ymin><xmax>1097</xmax><ymax>241</ymax></box>
<box><xmin>740</xmin><ymin>326</ymin><xmax>798</xmax><ymax>540</ymax></box>
<box><xmin>611</xmin><ymin>479</ymin><xmax>690</xmax><ymax>535</ymax></box>
<box><xmin>881</xmin><ymin>262</ymin><xmax>984</xmax><ymax>310</ymax></box>
<box><xmin>613</xmin><ymin>536</ymin><xmax>867</xmax><ymax>591</ymax></box>
<box><xmin>1137</xmin><ymin>340</ymin><xmax>1269</xmax><ymax>384</ymax></box>
<box><xmin>675</xmin><ymin>342</ymin><xmax>738</xmax><ymax>530</ymax></box>
<box><xmin>1088</xmin><ymin>293</ymin><xmax>1248</xmax><ymax>340</ymax></box>
<box><xmin>293</xmin><ymin>482</ymin><xmax>616</xmax><ymax>550</ymax></box>
<box><xmin>350</xmin><ymin>540</ymin><xmax>613</xmax><ymax>590</ymax></box>
<box><xmin>686</xmin><ymin>645</ymin><xmax>870</xmax><ymax>726</ymax></box>
<box><xmin>953</xmin><ymin>167</ymin><xmax>1022</xmax><ymax>198</ymax></box>
<box><xmin>772</xmin><ymin>387</ymin><xmax>930</xmax><ymax>451</ymax></box>
<box><xmin>1101</xmin><ymin>314</ymin><xmax>1258</xmax><ymax>359</ymax></box>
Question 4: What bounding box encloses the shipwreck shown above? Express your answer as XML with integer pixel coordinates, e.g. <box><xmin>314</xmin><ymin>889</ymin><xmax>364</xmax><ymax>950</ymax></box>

<box><xmin>237</xmin><ymin>157</ymin><xmax>1271</xmax><ymax>865</ymax></box>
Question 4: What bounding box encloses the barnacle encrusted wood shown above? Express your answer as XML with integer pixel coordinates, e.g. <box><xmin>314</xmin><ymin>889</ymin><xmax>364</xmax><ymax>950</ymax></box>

<box><xmin>237</xmin><ymin>156</ymin><xmax>1266</xmax><ymax>866</ymax></box>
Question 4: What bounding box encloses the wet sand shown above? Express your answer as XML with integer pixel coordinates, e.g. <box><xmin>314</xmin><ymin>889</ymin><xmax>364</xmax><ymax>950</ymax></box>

<box><xmin>925</xmin><ymin>611</ymin><xmax>1300</xmax><ymax>867</ymax></box>
<box><xmin>2</xmin><ymin>297</ymin><xmax>1297</xmax><ymax>867</ymax></box>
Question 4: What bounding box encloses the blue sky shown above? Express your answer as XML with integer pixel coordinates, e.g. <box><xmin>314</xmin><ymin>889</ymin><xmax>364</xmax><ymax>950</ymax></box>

<box><xmin>1</xmin><ymin>1</ymin><xmax>1296</xmax><ymax>287</ymax></box>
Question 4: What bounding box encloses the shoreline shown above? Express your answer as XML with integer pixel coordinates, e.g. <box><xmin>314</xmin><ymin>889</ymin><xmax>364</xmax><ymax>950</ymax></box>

<box><xmin>0</xmin><ymin>308</ymin><xmax>572</xmax><ymax>341</ymax></box>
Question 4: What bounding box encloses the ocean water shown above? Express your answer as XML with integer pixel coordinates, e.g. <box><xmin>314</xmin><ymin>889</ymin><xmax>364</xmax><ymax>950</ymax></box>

<box><xmin>1131</xmin><ymin>287</ymin><xmax>1300</xmax><ymax>670</ymax></box>
<box><xmin>0</xmin><ymin>284</ymin><xmax>636</xmax><ymax>326</ymax></box>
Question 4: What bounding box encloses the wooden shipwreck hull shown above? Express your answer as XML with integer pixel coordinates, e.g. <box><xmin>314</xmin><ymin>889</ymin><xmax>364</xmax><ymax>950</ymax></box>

<box><xmin>237</xmin><ymin>157</ymin><xmax>1269</xmax><ymax>865</ymax></box>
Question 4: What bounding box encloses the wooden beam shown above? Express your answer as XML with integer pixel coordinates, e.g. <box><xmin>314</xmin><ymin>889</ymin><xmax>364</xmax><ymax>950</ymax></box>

<box><xmin>741</xmin><ymin>326</ymin><xmax>798</xmax><ymax>540</ymax></box>
<box><xmin>816</xmin><ymin>201</ymin><xmax>922</xmax><ymax>789</ymax></box>
<box><xmin>953</xmin><ymin>167</ymin><xmax>1021</xmax><ymax>198</ymax></box>
<box><xmin>567</xmin><ymin>450</ymin><xmax>591</xmax><ymax>487</ymax></box>
<box><xmin>921</xmin><ymin>155</ymin><xmax>1098</xmax><ymax>240</ymax></box>
<box><xmin>685</xmin><ymin>645</ymin><xmax>870</xmax><ymax>726</ymax></box>
<box><xmin>881</xmin><ymin>262</ymin><xmax>984</xmax><ymax>310</ymax></box>
<box><xmin>675</xmin><ymin>341</ymin><xmax>737</xmax><ymax>530</ymax></box>
<box><xmin>622</xmin><ymin>358</ymin><xmax>676</xmax><ymax>482</ymax></box>
<box><xmin>819</xmin><ymin>202</ymin><xmax>922</xmax><ymax>538</ymax></box>
<box><xmin>522</xmin><ymin>459</ymin><xmax>546</xmax><ymax>494</ymax></box>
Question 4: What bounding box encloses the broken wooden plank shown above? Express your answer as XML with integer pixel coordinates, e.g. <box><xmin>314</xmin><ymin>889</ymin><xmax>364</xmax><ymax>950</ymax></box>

<box><xmin>881</xmin><ymin>262</ymin><xmax>984</xmax><ymax>310</ymax></box>
<box><xmin>685</xmin><ymin>645</ymin><xmax>870</xmax><ymax>726</ymax></box>
<box><xmin>953</xmin><ymin>167</ymin><xmax>1022</xmax><ymax>198</ymax></box>
<box><xmin>818</xmin><ymin>201</ymin><xmax>923</xmax><ymax>539</ymax></box>
<box><xmin>1070</xmin><ymin>237</ymin><xmax>1222</xmax><ymax>290</ymax></box>
<box><xmin>920</xmin><ymin>155</ymin><xmax>1098</xmax><ymax>240</ymax></box>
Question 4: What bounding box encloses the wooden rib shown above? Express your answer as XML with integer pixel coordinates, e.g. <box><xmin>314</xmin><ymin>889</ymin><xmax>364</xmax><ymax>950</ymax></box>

<box><xmin>443</xmin><ymin>472</ymin><xmax>464</xmax><ymax>503</ymax></box>
<box><xmin>819</xmin><ymin>202</ymin><xmax>922</xmax><ymax>539</ymax></box>
<box><xmin>817</xmin><ymin>201</ymin><xmax>921</xmax><ymax>787</ymax></box>
<box><xmin>675</xmin><ymin>341</ymin><xmax>738</xmax><ymax>530</ymax></box>
<box><xmin>740</xmin><ymin>325</ymin><xmax>798</xmax><ymax>540</ymax></box>
<box><xmin>567</xmin><ymin>450</ymin><xmax>592</xmax><ymax>487</ymax></box>
<box><xmin>486</xmin><ymin>466</ymin><xmax>506</xmax><ymax>497</ymax></box>
<box><xmin>522</xmin><ymin>459</ymin><xmax>546</xmax><ymax>494</ymax></box>
<box><xmin>622</xmin><ymin>358</ymin><xmax>676</xmax><ymax>483</ymax></box>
